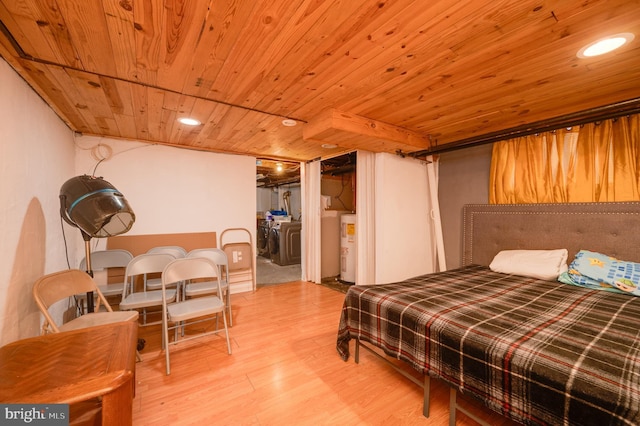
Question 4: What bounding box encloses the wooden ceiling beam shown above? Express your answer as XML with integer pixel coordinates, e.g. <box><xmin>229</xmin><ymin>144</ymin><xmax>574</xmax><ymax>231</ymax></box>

<box><xmin>303</xmin><ymin>109</ymin><xmax>431</xmax><ymax>154</ymax></box>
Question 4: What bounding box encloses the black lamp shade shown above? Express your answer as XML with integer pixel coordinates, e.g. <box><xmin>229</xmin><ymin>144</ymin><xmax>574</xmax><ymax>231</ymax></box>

<box><xmin>60</xmin><ymin>175</ymin><xmax>135</xmax><ymax>238</ymax></box>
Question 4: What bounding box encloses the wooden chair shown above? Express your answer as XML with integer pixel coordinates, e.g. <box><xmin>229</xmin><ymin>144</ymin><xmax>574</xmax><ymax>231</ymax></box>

<box><xmin>33</xmin><ymin>269</ymin><xmax>139</xmax><ymax>334</ymax></box>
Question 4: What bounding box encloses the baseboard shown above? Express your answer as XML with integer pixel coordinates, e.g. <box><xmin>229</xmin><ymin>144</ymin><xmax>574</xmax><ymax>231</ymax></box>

<box><xmin>230</xmin><ymin>281</ymin><xmax>253</xmax><ymax>294</ymax></box>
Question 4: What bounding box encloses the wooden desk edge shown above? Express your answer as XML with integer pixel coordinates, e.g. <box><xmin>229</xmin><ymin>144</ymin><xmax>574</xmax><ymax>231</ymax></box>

<box><xmin>5</xmin><ymin>370</ymin><xmax>135</xmax><ymax>404</ymax></box>
<box><xmin>0</xmin><ymin>321</ymin><xmax>137</xmax><ymax>404</ymax></box>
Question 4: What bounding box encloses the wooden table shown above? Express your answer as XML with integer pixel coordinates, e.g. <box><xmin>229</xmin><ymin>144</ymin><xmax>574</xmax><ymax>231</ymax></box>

<box><xmin>0</xmin><ymin>321</ymin><xmax>137</xmax><ymax>425</ymax></box>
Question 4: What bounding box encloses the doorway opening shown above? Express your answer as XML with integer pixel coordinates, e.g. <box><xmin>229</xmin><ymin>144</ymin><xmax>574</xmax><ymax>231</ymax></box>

<box><xmin>320</xmin><ymin>152</ymin><xmax>356</xmax><ymax>286</ymax></box>
<box><xmin>256</xmin><ymin>159</ymin><xmax>302</xmax><ymax>285</ymax></box>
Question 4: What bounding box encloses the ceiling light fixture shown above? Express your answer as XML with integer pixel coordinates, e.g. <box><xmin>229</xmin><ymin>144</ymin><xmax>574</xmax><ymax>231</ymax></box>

<box><xmin>321</xmin><ymin>143</ymin><xmax>338</xmax><ymax>149</ymax></box>
<box><xmin>276</xmin><ymin>162</ymin><xmax>283</xmax><ymax>172</ymax></box>
<box><xmin>282</xmin><ymin>119</ymin><xmax>297</xmax><ymax>127</ymax></box>
<box><xmin>577</xmin><ymin>33</ymin><xmax>634</xmax><ymax>58</ymax></box>
<box><xmin>178</xmin><ymin>117</ymin><xmax>201</xmax><ymax>126</ymax></box>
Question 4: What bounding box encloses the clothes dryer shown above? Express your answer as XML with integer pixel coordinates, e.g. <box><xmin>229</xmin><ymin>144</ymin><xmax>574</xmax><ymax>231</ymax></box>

<box><xmin>269</xmin><ymin>222</ymin><xmax>302</xmax><ymax>266</ymax></box>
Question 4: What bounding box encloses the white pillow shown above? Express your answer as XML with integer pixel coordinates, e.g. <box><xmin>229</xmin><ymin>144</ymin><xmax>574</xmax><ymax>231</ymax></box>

<box><xmin>489</xmin><ymin>249</ymin><xmax>568</xmax><ymax>281</ymax></box>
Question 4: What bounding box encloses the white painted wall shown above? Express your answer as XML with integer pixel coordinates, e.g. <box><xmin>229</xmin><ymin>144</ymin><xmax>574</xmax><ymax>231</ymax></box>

<box><xmin>277</xmin><ymin>184</ymin><xmax>301</xmax><ymax>219</ymax></box>
<box><xmin>256</xmin><ymin>187</ymin><xmax>273</xmax><ymax>214</ymax></box>
<box><xmin>73</xmin><ymin>136</ymin><xmax>256</xmax><ymax>254</ymax></box>
<box><xmin>0</xmin><ymin>56</ymin><xmax>257</xmax><ymax>345</ymax></box>
<box><xmin>374</xmin><ymin>153</ymin><xmax>435</xmax><ymax>283</ymax></box>
<box><xmin>0</xmin><ymin>58</ymin><xmax>76</xmax><ymax>345</ymax></box>
<box><xmin>257</xmin><ymin>184</ymin><xmax>302</xmax><ymax>220</ymax></box>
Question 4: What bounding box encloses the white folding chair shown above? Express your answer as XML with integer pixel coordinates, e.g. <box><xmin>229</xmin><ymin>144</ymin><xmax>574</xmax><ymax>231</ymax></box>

<box><xmin>161</xmin><ymin>257</ymin><xmax>232</xmax><ymax>375</ymax></box>
<box><xmin>144</xmin><ymin>246</ymin><xmax>187</xmax><ymax>291</ymax></box>
<box><xmin>147</xmin><ymin>245</ymin><xmax>187</xmax><ymax>258</ymax></box>
<box><xmin>79</xmin><ymin>249</ymin><xmax>134</xmax><ymax>308</ymax></box>
<box><xmin>120</xmin><ymin>253</ymin><xmax>177</xmax><ymax>326</ymax></box>
<box><xmin>185</xmin><ymin>248</ymin><xmax>233</xmax><ymax>326</ymax></box>
<box><xmin>221</xmin><ymin>228</ymin><xmax>256</xmax><ymax>292</ymax></box>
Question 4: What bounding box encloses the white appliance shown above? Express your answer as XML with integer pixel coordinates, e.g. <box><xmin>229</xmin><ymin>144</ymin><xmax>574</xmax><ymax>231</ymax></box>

<box><xmin>340</xmin><ymin>214</ymin><xmax>356</xmax><ymax>283</ymax></box>
<box><xmin>321</xmin><ymin>210</ymin><xmax>348</xmax><ymax>278</ymax></box>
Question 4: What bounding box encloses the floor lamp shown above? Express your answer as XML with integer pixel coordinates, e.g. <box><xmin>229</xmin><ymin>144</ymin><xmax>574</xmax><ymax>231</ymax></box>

<box><xmin>60</xmin><ymin>175</ymin><xmax>135</xmax><ymax>313</ymax></box>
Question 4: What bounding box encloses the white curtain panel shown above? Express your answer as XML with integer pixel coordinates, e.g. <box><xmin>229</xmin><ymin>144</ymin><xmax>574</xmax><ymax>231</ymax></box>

<box><xmin>355</xmin><ymin>150</ymin><xmax>376</xmax><ymax>285</ymax></box>
<box><xmin>372</xmin><ymin>153</ymin><xmax>437</xmax><ymax>283</ymax></box>
<box><xmin>426</xmin><ymin>155</ymin><xmax>446</xmax><ymax>271</ymax></box>
<box><xmin>301</xmin><ymin>160</ymin><xmax>322</xmax><ymax>283</ymax></box>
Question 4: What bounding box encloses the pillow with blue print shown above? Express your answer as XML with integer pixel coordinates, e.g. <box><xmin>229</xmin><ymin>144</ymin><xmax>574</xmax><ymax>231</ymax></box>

<box><xmin>560</xmin><ymin>250</ymin><xmax>640</xmax><ymax>296</ymax></box>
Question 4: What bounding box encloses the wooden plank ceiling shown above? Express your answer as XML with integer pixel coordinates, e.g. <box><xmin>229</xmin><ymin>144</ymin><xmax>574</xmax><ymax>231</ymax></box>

<box><xmin>0</xmin><ymin>0</ymin><xmax>639</xmax><ymax>167</ymax></box>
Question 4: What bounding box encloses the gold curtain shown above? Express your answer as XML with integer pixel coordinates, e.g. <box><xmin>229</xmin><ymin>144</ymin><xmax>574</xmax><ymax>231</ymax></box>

<box><xmin>489</xmin><ymin>114</ymin><xmax>640</xmax><ymax>203</ymax></box>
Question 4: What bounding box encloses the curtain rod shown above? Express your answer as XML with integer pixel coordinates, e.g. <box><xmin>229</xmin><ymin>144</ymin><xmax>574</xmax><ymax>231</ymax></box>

<box><xmin>408</xmin><ymin>98</ymin><xmax>640</xmax><ymax>157</ymax></box>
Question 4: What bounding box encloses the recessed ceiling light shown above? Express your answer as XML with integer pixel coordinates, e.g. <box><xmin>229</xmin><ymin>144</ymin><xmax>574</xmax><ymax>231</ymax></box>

<box><xmin>282</xmin><ymin>119</ymin><xmax>297</xmax><ymax>127</ymax></box>
<box><xmin>577</xmin><ymin>33</ymin><xmax>634</xmax><ymax>58</ymax></box>
<box><xmin>276</xmin><ymin>162</ymin><xmax>283</xmax><ymax>172</ymax></box>
<box><xmin>321</xmin><ymin>143</ymin><xmax>338</xmax><ymax>149</ymax></box>
<box><xmin>178</xmin><ymin>117</ymin><xmax>201</xmax><ymax>126</ymax></box>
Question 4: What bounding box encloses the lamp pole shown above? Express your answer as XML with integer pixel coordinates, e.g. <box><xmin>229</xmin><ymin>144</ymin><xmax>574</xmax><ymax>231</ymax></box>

<box><xmin>81</xmin><ymin>231</ymin><xmax>95</xmax><ymax>313</ymax></box>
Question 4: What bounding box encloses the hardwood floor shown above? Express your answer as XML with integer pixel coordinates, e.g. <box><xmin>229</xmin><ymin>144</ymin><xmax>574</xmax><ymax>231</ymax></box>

<box><xmin>133</xmin><ymin>281</ymin><xmax>520</xmax><ymax>425</ymax></box>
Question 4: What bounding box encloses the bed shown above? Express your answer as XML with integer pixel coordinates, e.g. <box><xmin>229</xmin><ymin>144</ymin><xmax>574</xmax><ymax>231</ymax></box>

<box><xmin>336</xmin><ymin>202</ymin><xmax>640</xmax><ymax>425</ymax></box>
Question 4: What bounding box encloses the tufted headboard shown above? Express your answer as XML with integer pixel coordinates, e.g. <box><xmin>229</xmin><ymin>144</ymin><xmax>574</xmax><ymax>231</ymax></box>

<box><xmin>462</xmin><ymin>202</ymin><xmax>640</xmax><ymax>266</ymax></box>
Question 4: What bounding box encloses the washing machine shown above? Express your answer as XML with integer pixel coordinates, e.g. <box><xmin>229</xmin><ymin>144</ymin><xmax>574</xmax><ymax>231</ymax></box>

<box><xmin>268</xmin><ymin>225</ymin><xmax>281</xmax><ymax>265</ymax></box>
<box><xmin>269</xmin><ymin>222</ymin><xmax>302</xmax><ymax>266</ymax></box>
<box><xmin>257</xmin><ymin>220</ymin><xmax>270</xmax><ymax>257</ymax></box>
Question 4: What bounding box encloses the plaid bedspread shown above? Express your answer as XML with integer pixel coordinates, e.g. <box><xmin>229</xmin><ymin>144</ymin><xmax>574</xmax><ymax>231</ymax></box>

<box><xmin>336</xmin><ymin>265</ymin><xmax>640</xmax><ymax>426</ymax></box>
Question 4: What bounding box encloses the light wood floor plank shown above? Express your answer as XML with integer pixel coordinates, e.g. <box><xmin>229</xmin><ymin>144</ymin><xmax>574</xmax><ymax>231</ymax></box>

<box><xmin>133</xmin><ymin>281</ymin><xmax>519</xmax><ymax>425</ymax></box>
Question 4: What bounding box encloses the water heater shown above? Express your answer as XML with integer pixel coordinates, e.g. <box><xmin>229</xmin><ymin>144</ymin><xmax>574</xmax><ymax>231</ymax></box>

<box><xmin>340</xmin><ymin>214</ymin><xmax>356</xmax><ymax>283</ymax></box>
